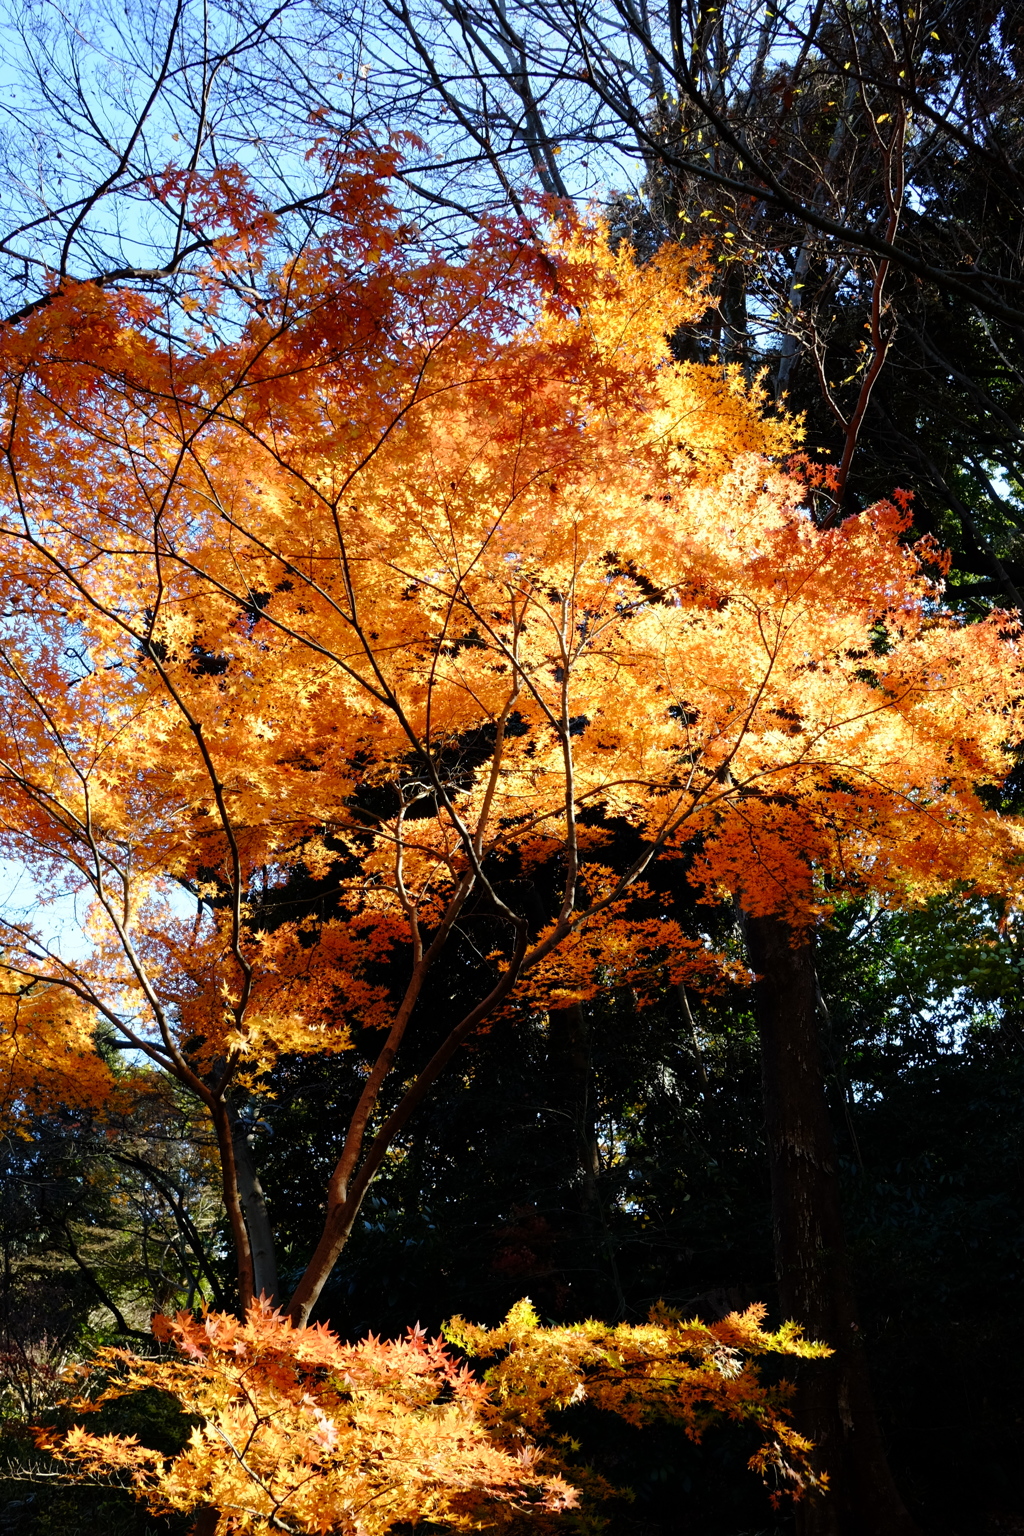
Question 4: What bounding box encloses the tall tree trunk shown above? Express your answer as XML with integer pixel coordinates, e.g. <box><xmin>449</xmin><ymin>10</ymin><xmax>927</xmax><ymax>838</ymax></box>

<box><xmin>546</xmin><ymin>1003</ymin><xmax>624</xmax><ymax>1315</ymax></box>
<box><xmin>547</xmin><ymin>1003</ymin><xmax>601</xmax><ymax>1215</ymax></box>
<box><xmin>741</xmin><ymin>912</ymin><xmax>919</xmax><ymax>1536</ymax></box>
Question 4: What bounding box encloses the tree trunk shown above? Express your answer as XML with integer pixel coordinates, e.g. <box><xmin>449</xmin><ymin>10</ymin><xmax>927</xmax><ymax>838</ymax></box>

<box><xmin>228</xmin><ymin>1098</ymin><xmax>280</xmax><ymax>1304</ymax></box>
<box><xmin>545</xmin><ymin>1004</ymin><xmax>625</xmax><ymax>1316</ymax></box>
<box><xmin>209</xmin><ymin>1096</ymin><xmax>255</xmax><ymax>1313</ymax></box>
<box><xmin>741</xmin><ymin>912</ymin><xmax>919</xmax><ymax>1536</ymax></box>
<box><xmin>546</xmin><ymin>1003</ymin><xmax>601</xmax><ymax>1218</ymax></box>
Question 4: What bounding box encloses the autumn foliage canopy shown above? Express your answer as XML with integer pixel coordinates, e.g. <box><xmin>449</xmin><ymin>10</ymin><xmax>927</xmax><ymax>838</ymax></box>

<box><xmin>2</xmin><ymin>135</ymin><xmax>1024</xmax><ymax>1519</ymax></box>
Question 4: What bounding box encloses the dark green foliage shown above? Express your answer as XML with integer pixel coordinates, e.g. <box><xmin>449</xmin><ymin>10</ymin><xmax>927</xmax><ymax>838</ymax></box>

<box><xmin>0</xmin><ymin>1389</ymin><xmax>193</xmax><ymax>1536</ymax></box>
<box><xmin>817</xmin><ymin>902</ymin><xmax>1024</xmax><ymax>1533</ymax></box>
<box><xmin>1</xmin><ymin>1084</ymin><xmax>224</xmax><ymax>1405</ymax></box>
<box><xmin>254</xmin><ymin>976</ymin><xmax>772</xmax><ymax>1338</ymax></box>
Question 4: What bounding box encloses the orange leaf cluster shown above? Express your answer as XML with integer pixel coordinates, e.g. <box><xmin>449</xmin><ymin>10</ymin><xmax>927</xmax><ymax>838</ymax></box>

<box><xmin>3</xmin><ymin>153</ymin><xmax>1020</xmax><ymax>1051</ymax></box>
<box><xmin>448</xmin><ymin>1297</ymin><xmax>830</xmax><ymax>1507</ymax></box>
<box><xmin>45</xmin><ymin>1298</ymin><xmax>828</xmax><ymax>1533</ymax></box>
<box><xmin>0</xmin><ymin>976</ymin><xmax>116</xmax><ymax>1126</ymax></box>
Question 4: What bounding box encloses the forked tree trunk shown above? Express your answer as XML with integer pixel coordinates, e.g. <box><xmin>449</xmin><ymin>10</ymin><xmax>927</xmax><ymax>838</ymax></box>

<box><xmin>741</xmin><ymin>912</ymin><xmax>919</xmax><ymax>1536</ymax></box>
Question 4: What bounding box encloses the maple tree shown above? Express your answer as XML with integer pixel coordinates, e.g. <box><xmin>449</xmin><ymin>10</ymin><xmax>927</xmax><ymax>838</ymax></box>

<box><xmin>1</xmin><ymin>132</ymin><xmax>1023</xmax><ymax>1352</ymax></box>
<box><xmin>41</xmin><ymin>1297</ymin><xmax>828</xmax><ymax>1534</ymax></box>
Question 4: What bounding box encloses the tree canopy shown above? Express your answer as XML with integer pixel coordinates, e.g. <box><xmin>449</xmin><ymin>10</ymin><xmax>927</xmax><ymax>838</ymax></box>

<box><xmin>2</xmin><ymin>135</ymin><xmax>1023</xmax><ymax>1327</ymax></box>
<box><xmin>1</xmin><ymin>7</ymin><xmax>1024</xmax><ymax>1532</ymax></box>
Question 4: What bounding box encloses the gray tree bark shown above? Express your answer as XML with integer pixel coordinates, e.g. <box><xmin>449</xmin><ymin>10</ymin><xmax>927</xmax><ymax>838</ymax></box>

<box><xmin>228</xmin><ymin>1099</ymin><xmax>279</xmax><ymax>1304</ymax></box>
